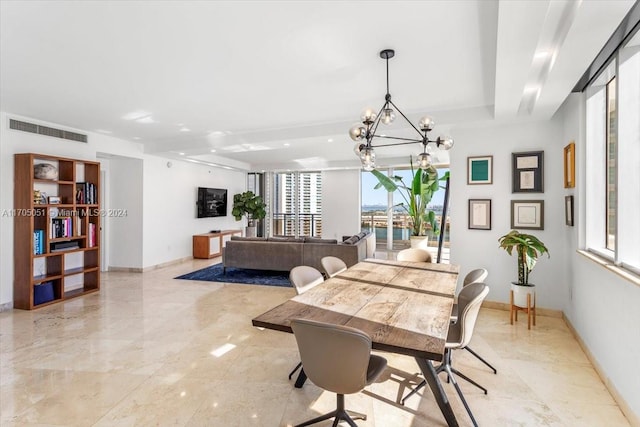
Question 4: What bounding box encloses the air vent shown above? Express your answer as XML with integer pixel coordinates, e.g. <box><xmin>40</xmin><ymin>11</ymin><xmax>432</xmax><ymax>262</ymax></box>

<box><xmin>9</xmin><ymin>119</ymin><xmax>88</xmax><ymax>143</ymax></box>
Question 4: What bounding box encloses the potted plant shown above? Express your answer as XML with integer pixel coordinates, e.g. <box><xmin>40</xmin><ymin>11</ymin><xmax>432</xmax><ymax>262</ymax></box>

<box><xmin>371</xmin><ymin>156</ymin><xmax>448</xmax><ymax>248</ymax></box>
<box><xmin>498</xmin><ymin>230</ymin><xmax>550</xmax><ymax>307</ymax></box>
<box><xmin>232</xmin><ymin>191</ymin><xmax>266</xmax><ymax>237</ymax></box>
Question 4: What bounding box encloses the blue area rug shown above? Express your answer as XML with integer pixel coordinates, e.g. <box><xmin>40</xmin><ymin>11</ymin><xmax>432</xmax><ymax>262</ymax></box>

<box><xmin>175</xmin><ymin>263</ymin><xmax>291</xmax><ymax>287</ymax></box>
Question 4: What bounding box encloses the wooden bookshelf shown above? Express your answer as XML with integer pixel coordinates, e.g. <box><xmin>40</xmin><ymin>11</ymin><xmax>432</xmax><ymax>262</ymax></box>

<box><xmin>13</xmin><ymin>153</ymin><xmax>101</xmax><ymax>310</ymax></box>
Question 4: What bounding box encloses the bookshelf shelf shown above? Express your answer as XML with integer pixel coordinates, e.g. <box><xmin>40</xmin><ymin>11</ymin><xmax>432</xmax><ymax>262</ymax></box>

<box><xmin>14</xmin><ymin>153</ymin><xmax>101</xmax><ymax>310</ymax></box>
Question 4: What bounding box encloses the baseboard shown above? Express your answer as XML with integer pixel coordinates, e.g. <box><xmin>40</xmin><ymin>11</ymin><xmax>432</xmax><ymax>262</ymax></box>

<box><xmin>108</xmin><ymin>256</ymin><xmax>192</xmax><ymax>273</ymax></box>
<box><xmin>563</xmin><ymin>314</ymin><xmax>640</xmax><ymax>427</ymax></box>
<box><xmin>142</xmin><ymin>256</ymin><xmax>192</xmax><ymax>272</ymax></box>
<box><xmin>481</xmin><ymin>300</ymin><xmax>563</xmax><ymax>318</ymax></box>
<box><xmin>108</xmin><ymin>266</ymin><xmax>144</xmax><ymax>273</ymax></box>
<box><xmin>0</xmin><ymin>302</ymin><xmax>13</xmax><ymax>312</ymax></box>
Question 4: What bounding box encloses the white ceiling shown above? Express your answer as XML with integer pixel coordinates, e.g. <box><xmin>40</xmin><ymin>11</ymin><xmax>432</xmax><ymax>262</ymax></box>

<box><xmin>1</xmin><ymin>0</ymin><xmax>636</xmax><ymax>171</ymax></box>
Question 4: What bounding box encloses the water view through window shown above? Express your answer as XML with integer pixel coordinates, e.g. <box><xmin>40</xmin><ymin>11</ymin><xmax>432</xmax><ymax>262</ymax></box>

<box><xmin>361</xmin><ymin>167</ymin><xmax>450</xmax><ymax>252</ymax></box>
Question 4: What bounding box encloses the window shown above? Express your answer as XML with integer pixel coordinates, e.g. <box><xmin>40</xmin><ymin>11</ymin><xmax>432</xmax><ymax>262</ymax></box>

<box><xmin>585</xmin><ymin>29</ymin><xmax>640</xmax><ymax>273</ymax></box>
<box><xmin>272</xmin><ymin>171</ymin><xmax>322</xmax><ymax>237</ymax></box>
<box><xmin>361</xmin><ymin>166</ymin><xmax>450</xmax><ymax>254</ymax></box>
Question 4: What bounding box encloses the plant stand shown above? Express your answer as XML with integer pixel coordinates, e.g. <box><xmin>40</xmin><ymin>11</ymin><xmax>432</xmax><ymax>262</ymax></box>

<box><xmin>510</xmin><ymin>289</ymin><xmax>536</xmax><ymax>329</ymax></box>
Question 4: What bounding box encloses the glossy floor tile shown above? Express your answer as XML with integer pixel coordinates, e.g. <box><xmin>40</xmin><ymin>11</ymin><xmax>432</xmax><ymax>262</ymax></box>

<box><xmin>0</xmin><ymin>258</ymin><xmax>630</xmax><ymax>426</ymax></box>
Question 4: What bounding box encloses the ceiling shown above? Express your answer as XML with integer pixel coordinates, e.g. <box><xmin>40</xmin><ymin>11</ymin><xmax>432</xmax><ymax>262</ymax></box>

<box><xmin>1</xmin><ymin>0</ymin><xmax>636</xmax><ymax>171</ymax></box>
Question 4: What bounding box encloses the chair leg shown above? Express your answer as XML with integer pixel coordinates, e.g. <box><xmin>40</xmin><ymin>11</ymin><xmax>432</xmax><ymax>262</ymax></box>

<box><xmin>294</xmin><ymin>368</ymin><xmax>307</xmax><ymax>388</ymax></box>
<box><xmin>443</xmin><ymin>364</ymin><xmax>479</xmax><ymax>427</ymax></box>
<box><xmin>288</xmin><ymin>361</ymin><xmax>302</xmax><ymax>380</ymax></box>
<box><xmin>450</xmin><ymin>367</ymin><xmax>488</xmax><ymax>394</ymax></box>
<box><xmin>295</xmin><ymin>394</ymin><xmax>362</xmax><ymax>427</ymax></box>
<box><xmin>295</xmin><ymin>410</ymin><xmax>338</xmax><ymax>427</ymax></box>
<box><xmin>465</xmin><ymin>346</ymin><xmax>497</xmax><ymax>374</ymax></box>
<box><xmin>400</xmin><ymin>379</ymin><xmax>426</xmax><ymax>405</ymax></box>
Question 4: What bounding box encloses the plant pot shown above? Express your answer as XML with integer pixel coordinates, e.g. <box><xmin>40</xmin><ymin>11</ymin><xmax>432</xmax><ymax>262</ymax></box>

<box><xmin>511</xmin><ymin>282</ymin><xmax>535</xmax><ymax>308</ymax></box>
<box><xmin>245</xmin><ymin>226</ymin><xmax>257</xmax><ymax>238</ymax></box>
<box><xmin>410</xmin><ymin>235</ymin><xmax>429</xmax><ymax>250</ymax></box>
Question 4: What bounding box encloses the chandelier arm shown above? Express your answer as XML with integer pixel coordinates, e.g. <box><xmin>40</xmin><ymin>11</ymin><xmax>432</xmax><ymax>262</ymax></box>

<box><xmin>388</xmin><ymin>99</ymin><xmax>427</xmax><ymax>139</ymax></box>
<box><xmin>368</xmin><ymin>101</ymin><xmax>390</xmax><ymax>142</ymax></box>
<box><xmin>370</xmin><ymin>135</ymin><xmax>423</xmax><ymax>145</ymax></box>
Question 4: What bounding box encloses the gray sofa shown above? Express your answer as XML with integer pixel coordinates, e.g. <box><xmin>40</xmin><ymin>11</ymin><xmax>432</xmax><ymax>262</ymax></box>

<box><xmin>222</xmin><ymin>231</ymin><xmax>375</xmax><ymax>273</ymax></box>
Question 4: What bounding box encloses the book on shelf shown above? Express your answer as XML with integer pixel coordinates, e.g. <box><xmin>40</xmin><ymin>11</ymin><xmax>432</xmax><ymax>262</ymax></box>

<box><xmin>50</xmin><ymin>241</ymin><xmax>80</xmax><ymax>252</ymax></box>
<box><xmin>49</xmin><ymin>217</ymin><xmax>73</xmax><ymax>239</ymax></box>
<box><xmin>33</xmin><ymin>229</ymin><xmax>45</xmax><ymax>255</ymax></box>
<box><xmin>76</xmin><ymin>182</ymin><xmax>97</xmax><ymax>204</ymax></box>
<box><xmin>88</xmin><ymin>223</ymin><xmax>96</xmax><ymax>247</ymax></box>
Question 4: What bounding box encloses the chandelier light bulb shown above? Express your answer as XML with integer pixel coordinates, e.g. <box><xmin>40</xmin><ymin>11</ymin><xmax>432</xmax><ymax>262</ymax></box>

<box><xmin>349</xmin><ymin>124</ymin><xmax>366</xmax><ymax>141</ymax></box>
<box><xmin>353</xmin><ymin>142</ymin><xmax>365</xmax><ymax>155</ymax></box>
<box><xmin>417</xmin><ymin>152</ymin><xmax>432</xmax><ymax>170</ymax></box>
<box><xmin>439</xmin><ymin>135</ymin><xmax>454</xmax><ymax>150</ymax></box>
<box><xmin>360</xmin><ymin>146</ymin><xmax>376</xmax><ymax>170</ymax></box>
<box><xmin>361</xmin><ymin>108</ymin><xmax>377</xmax><ymax>124</ymax></box>
<box><xmin>418</xmin><ymin>116</ymin><xmax>435</xmax><ymax>132</ymax></box>
<box><xmin>381</xmin><ymin>108</ymin><xmax>396</xmax><ymax>125</ymax></box>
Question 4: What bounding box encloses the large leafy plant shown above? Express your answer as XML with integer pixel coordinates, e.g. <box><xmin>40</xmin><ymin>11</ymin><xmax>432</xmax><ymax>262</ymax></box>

<box><xmin>498</xmin><ymin>230</ymin><xmax>550</xmax><ymax>285</ymax></box>
<box><xmin>371</xmin><ymin>157</ymin><xmax>447</xmax><ymax>236</ymax></box>
<box><xmin>231</xmin><ymin>191</ymin><xmax>266</xmax><ymax>226</ymax></box>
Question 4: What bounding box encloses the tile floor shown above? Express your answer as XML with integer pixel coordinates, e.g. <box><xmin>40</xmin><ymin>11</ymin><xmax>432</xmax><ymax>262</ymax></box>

<box><xmin>0</xmin><ymin>258</ymin><xmax>630</xmax><ymax>426</ymax></box>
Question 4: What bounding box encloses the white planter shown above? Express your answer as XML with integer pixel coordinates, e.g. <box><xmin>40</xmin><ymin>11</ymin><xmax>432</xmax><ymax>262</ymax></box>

<box><xmin>245</xmin><ymin>226</ymin><xmax>257</xmax><ymax>237</ymax></box>
<box><xmin>511</xmin><ymin>282</ymin><xmax>535</xmax><ymax>308</ymax></box>
<box><xmin>410</xmin><ymin>236</ymin><xmax>429</xmax><ymax>249</ymax></box>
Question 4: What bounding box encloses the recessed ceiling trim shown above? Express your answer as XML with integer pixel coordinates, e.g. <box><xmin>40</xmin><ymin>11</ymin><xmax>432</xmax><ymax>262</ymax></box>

<box><xmin>572</xmin><ymin>0</ymin><xmax>640</xmax><ymax>92</ymax></box>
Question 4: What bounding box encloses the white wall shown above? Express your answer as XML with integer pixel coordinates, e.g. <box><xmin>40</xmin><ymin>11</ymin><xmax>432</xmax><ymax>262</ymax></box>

<box><xmin>559</xmin><ymin>94</ymin><xmax>640</xmax><ymax>420</ymax></box>
<box><xmin>448</xmin><ymin>119</ymin><xmax>567</xmax><ymax>310</ymax></box>
<box><xmin>321</xmin><ymin>169</ymin><xmax>362</xmax><ymax>240</ymax></box>
<box><xmin>0</xmin><ymin>113</ymin><xmax>145</xmax><ymax>306</ymax></box>
<box><xmin>0</xmin><ymin>112</ymin><xmax>247</xmax><ymax>305</ymax></box>
<box><xmin>108</xmin><ymin>156</ymin><xmax>144</xmax><ymax>269</ymax></box>
<box><xmin>141</xmin><ymin>155</ymin><xmax>246</xmax><ymax>268</ymax></box>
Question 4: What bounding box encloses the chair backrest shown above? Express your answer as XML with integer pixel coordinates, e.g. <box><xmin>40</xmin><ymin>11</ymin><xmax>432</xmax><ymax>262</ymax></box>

<box><xmin>447</xmin><ymin>282</ymin><xmax>489</xmax><ymax>349</ymax></box>
<box><xmin>463</xmin><ymin>268</ymin><xmax>488</xmax><ymax>287</ymax></box>
<box><xmin>396</xmin><ymin>248</ymin><xmax>432</xmax><ymax>262</ymax></box>
<box><xmin>321</xmin><ymin>256</ymin><xmax>348</xmax><ymax>278</ymax></box>
<box><xmin>290</xmin><ymin>318</ymin><xmax>373</xmax><ymax>395</ymax></box>
<box><xmin>290</xmin><ymin>266</ymin><xmax>324</xmax><ymax>295</ymax></box>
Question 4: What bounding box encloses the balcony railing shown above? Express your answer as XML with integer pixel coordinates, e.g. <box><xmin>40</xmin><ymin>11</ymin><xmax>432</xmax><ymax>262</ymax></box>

<box><xmin>272</xmin><ymin>212</ymin><xmax>322</xmax><ymax>237</ymax></box>
<box><xmin>361</xmin><ymin>212</ymin><xmax>450</xmax><ymax>249</ymax></box>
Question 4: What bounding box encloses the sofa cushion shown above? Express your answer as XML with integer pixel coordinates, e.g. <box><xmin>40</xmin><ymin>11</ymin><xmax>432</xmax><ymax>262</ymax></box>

<box><xmin>304</xmin><ymin>237</ymin><xmax>338</xmax><ymax>244</ymax></box>
<box><xmin>230</xmin><ymin>236</ymin><xmax>267</xmax><ymax>241</ymax></box>
<box><xmin>343</xmin><ymin>235</ymin><xmax>360</xmax><ymax>245</ymax></box>
<box><xmin>268</xmin><ymin>236</ymin><xmax>304</xmax><ymax>243</ymax></box>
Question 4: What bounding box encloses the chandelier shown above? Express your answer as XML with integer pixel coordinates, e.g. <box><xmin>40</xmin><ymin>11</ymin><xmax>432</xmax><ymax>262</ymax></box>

<box><xmin>349</xmin><ymin>49</ymin><xmax>454</xmax><ymax>171</ymax></box>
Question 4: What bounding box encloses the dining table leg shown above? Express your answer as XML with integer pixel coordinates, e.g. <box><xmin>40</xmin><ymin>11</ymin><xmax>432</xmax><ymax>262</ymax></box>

<box><xmin>415</xmin><ymin>357</ymin><xmax>459</xmax><ymax>427</ymax></box>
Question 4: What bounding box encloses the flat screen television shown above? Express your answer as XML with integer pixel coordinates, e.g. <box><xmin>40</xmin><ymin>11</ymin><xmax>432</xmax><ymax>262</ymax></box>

<box><xmin>197</xmin><ymin>187</ymin><xmax>227</xmax><ymax>218</ymax></box>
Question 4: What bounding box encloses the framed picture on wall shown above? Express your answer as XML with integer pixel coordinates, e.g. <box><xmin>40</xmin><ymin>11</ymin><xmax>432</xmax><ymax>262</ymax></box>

<box><xmin>564</xmin><ymin>142</ymin><xmax>575</xmax><ymax>188</ymax></box>
<box><xmin>467</xmin><ymin>156</ymin><xmax>493</xmax><ymax>185</ymax></box>
<box><xmin>512</xmin><ymin>151</ymin><xmax>544</xmax><ymax>193</ymax></box>
<box><xmin>511</xmin><ymin>200</ymin><xmax>544</xmax><ymax>230</ymax></box>
<box><xmin>468</xmin><ymin>199</ymin><xmax>491</xmax><ymax>230</ymax></box>
<box><xmin>565</xmin><ymin>195</ymin><xmax>574</xmax><ymax>226</ymax></box>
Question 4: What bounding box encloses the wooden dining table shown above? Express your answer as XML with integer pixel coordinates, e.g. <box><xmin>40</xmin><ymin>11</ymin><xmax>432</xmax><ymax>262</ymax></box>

<box><xmin>252</xmin><ymin>258</ymin><xmax>461</xmax><ymax>427</ymax></box>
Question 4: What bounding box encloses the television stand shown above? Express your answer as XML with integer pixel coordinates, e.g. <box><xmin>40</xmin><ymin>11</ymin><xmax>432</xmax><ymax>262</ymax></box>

<box><xmin>193</xmin><ymin>230</ymin><xmax>242</xmax><ymax>259</ymax></box>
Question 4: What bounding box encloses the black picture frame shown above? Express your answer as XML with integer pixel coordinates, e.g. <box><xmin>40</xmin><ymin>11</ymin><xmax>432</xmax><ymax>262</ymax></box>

<box><xmin>468</xmin><ymin>199</ymin><xmax>491</xmax><ymax>230</ymax></box>
<box><xmin>511</xmin><ymin>200</ymin><xmax>544</xmax><ymax>230</ymax></box>
<box><xmin>512</xmin><ymin>151</ymin><xmax>544</xmax><ymax>193</ymax></box>
<box><xmin>565</xmin><ymin>195</ymin><xmax>574</xmax><ymax>226</ymax></box>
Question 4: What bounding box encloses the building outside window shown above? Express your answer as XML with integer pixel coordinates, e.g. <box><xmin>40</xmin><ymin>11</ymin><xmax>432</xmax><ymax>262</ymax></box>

<box><xmin>272</xmin><ymin>171</ymin><xmax>322</xmax><ymax>237</ymax></box>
